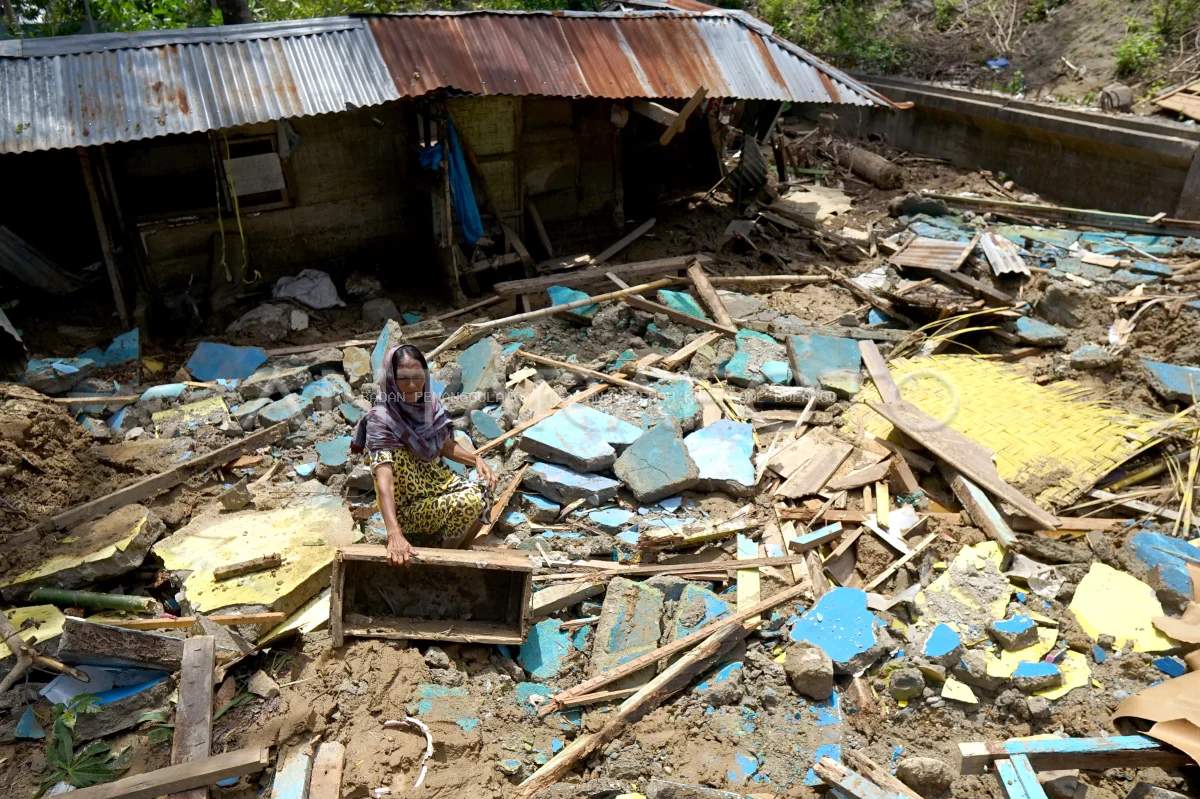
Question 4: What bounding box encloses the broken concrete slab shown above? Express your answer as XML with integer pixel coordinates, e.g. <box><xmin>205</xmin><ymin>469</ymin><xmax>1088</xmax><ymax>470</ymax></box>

<box><xmin>240</xmin><ymin>364</ymin><xmax>311</xmax><ymax>400</ymax></box>
<box><xmin>301</xmin><ymin>374</ymin><xmax>353</xmax><ymax>411</ymax></box>
<box><xmin>523</xmin><ymin>462</ymin><xmax>621</xmax><ymax>506</ymax></box>
<box><xmin>787</xmin><ymin>333</ymin><xmax>862</xmax><ymax>396</ymax></box>
<box><xmin>230</xmin><ymin>397</ymin><xmax>272</xmax><ymax>431</ymax></box>
<box><xmin>547</xmin><ymin>285</ymin><xmax>598</xmax><ymax>323</ymax></box>
<box><xmin>521</xmin><ymin>493</ymin><xmax>561</xmax><ymax>522</ymax></box>
<box><xmin>24</xmin><ymin>357</ymin><xmax>96</xmax><ymax>395</ymax></box>
<box><xmin>614</xmin><ymin>423</ymin><xmax>699</xmax><ymax>503</ymax></box>
<box><xmin>258</xmin><ymin>393</ymin><xmax>313</xmax><ymax>429</ymax></box>
<box><xmin>316</xmin><ymin>436</ymin><xmax>352</xmax><ymax>472</ymax></box>
<box><xmin>470</xmin><ymin>408</ymin><xmax>505</xmax><ymax>440</ymax></box>
<box><xmin>1126</xmin><ymin>530</ymin><xmax>1197</xmax><ymax>608</ymax></box>
<box><xmin>519</xmin><ymin>619</ymin><xmax>573</xmax><ymax>681</ymax></box>
<box><xmin>153</xmin><ymin>492</ymin><xmax>356</xmax><ymax>617</ymax></box>
<box><xmin>988</xmin><ymin>614</ymin><xmax>1039</xmax><ymax>651</ymax></box>
<box><xmin>342</xmin><ymin>346</ymin><xmax>372</xmax><ymax>388</ymax></box>
<box><xmin>590</xmin><ymin>577</ymin><xmax>665</xmax><ymax>684</ymax></box>
<box><xmin>55</xmin><ymin>617</ymin><xmax>183</xmax><ymax>670</ymax></box>
<box><xmin>693</xmin><ymin>659</ymin><xmax>743</xmax><ymax>707</ymax></box>
<box><xmin>1013</xmin><ymin>317</ymin><xmax>1067</xmax><ymax>347</ymax></box>
<box><xmin>185</xmin><ymin>342</ymin><xmax>268</xmax><ymax>382</ymax></box>
<box><xmin>1143</xmin><ymin>359</ymin><xmax>1200</xmax><ymax>404</ymax></box>
<box><xmin>789</xmin><ymin>587</ymin><xmax>886</xmax><ymax>674</ymax></box>
<box><xmin>0</xmin><ymin>504</ymin><xmax>164</xmax><ymax>598</ymax></box>
<box><xmin>667</xmin><ymin>583</ymin><xmax>730</xmax><ymax>641</ymax></box>
<box><xmin>921</xmin><ymin>623</ymin><xmax>963</xmax><ymax>666</ymax></box>
<box><xmin>519</xmin><ymin>404</ymin><xmax>642</xmax><ymax>472</ymax></box>
<box><xmin>370</xmin><ymin>319</ymin><xmax>404</xmax><ymax>375</ymax></box>
<box><xmin>459</xmin><ymin>336</ymin><xmax>506</xmax><ymax>398</ymax></box>
<box><xmin>684</xmin><ymin>420</ymin><xmax>756</xmax><ymax>497</ymax></box>
<box><xmin>718</xmin><ymin>328</ymin><xmax>787</xmax><ymax>388</ymax></box>
<box><xmin>655</xmin><ymin>289</ymin><xmax>709</xmax><ymax>320</ymax></box>
<box><xmin>1011</xmin><ymin>660</ymin><xmax>1063</xmax><ymax>693</ymax></box>
<box><xmin>654</xmin><ymin>380</ymin><xmax>702</xmax><ymax>431</ymax></box>
<box><xmin>644</xmin><ymin>780</ymin><xmax>745</xmax><ymax>799</ymax></box>
<box><xmin>588</xmin><ymin>507</ymin><xmax>635</xmax><ymax>533</ymax></box>
<box><xmin>151</xmin><ymin>396</ymin><xmax>228</xmax><ymax>434</ymax></box>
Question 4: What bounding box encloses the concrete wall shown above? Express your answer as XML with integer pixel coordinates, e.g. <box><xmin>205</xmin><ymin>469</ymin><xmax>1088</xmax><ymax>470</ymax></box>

<box><xmin>808</xmin><ymin>76</ymin><xmax>1200</xmax><ymax>218</ymax></box>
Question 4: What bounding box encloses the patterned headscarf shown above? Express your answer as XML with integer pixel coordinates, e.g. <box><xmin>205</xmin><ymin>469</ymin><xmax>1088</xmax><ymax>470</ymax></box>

<box><xmin>351</xmin><ymin>344</ymin><xmax>451</xmax><ymax>461</ymax></box>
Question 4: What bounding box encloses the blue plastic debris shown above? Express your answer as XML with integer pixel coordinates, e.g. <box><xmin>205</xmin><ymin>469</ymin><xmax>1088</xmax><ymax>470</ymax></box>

<box><xmin>789</xmin><ymin>587</ymin><xmax>883</xmax><ymax>672</ymax></box>
<box><xmin>547</xmin><ymin>285</ymin><xmax>599</xmax><ymax>322</ymax></box>
<box><xmin>1153</xmin><ymin>656</ymin><xmax>1187</xmax><ymax>678</ymax></box>
<box><xmin>79</xmin><ymin>328</ymin><xmax>139</xmax><ymax>368</ymax></box>
<box><xmin>519</xmin><ymin>620</ymin><xmax>573</xmax><ymax>681</ymax></box>
<box><xmin>1126</xmin><ymin>530</ymin><xmax>1198</xmax><ymax>606</ymax></box>
<box><xmin>185</xmin><ymin>342</ymin><xmax>267</xmax><ymax>382</ymax></box>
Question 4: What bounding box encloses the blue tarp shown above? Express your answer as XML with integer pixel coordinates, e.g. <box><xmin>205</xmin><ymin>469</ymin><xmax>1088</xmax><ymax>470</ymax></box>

<box><xmin>447</xmin><ymin>122</ymin><xmax>484</xmax><ymax>247</ymax></box>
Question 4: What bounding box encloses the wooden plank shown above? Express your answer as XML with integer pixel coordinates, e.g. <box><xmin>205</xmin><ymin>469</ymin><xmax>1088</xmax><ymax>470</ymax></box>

<box><xmin>169</xmin><ymin>637</ymin><xmax>216</xmax><ymax>799</ymax></box>
<box><xmin>307</xmin><ymin>742</ymin><xmax>345</xmax><ymax>799</ymax></box>
<box><xmin>606</xmin><ymin>272</ymin><xmax>738</xmax><ymax>335</ymax></box>
<box><xmin>493</xmin><ymin>255</ymin><xmax>707</xmax><ymax>297</ymax></box>
<box><xmin>527</xmin><ymin>198</ymin><xmax>554</xmax><ymax>258</ymax></box>
<box><xmin>686</xmin><ymin>261</ymin><xmax>735</xmax><ymax>328</ymax></box>
<box><xmin>79</xmin><ymin>148</ymin><xmax>130</xmax><ymax>328</ymax></box>
<box><xmin>958</xmin><ymin>735</ymin><xmax>1188</xmax><ymax>776</ymax></box>
<box><xmin>828</xmin><ymin>460</ymin><xmax>892</xmax><ymax>491</ymax></box>
<box><xmin>342</xmin><ymin>618</ymin><xmax>524</xmax><ymax>645</ymax></box>
<box><xmin>806</xmin><ymin>551</ymin><xmax>831</xmax><ymax>597</ymax></box>
<box><xmin>862</xmin><ymin>532</ymin><xmax>938</xmax><ymax>591</ymax></box>
<box><xmin>843</xmin><ymin>751</ymin><xmax>925</xmax><ymax>799</ymax></box>
<box><xmin>594</xmin><ymin>218</ymin><xmax>656</xmax><ymax>265</ymax></box>
<box><xmin>59</xmin><ymin>748</ymin><xmax>271</xmax><ymax>799</ymax></box>
<box><xmin>101</xmin><ymin>613</ymin><xmax>285</xmax><ymax>630</ymax></box>
<box><xmin>814</xmin><ymin>757</ymin><xmax>907</xmax><ymax>799</ymax></box>
<box><xmin>270</xmin><ymin>743</ymin><xmax>314</xmax><ymax>799</ymax></box>
<box><xmin>868</xmin><ymin>399</ymin><xmax>1058</xmax><ymax>529</ymax></box>
<box><xmin>40</xmin><ymin>423</ymin><xmax>287</xmax><ymax>532</ymax></box>
<box><xmin>948</xmin><ymin>471</ymin><xmax>1017</xmax><ymax>547</ymax></box>
<box><xmin>518</xmin><ymin>350</ymin><xmax>663</xmax><ymax>398</ymax></box>
<box><xmin>736</xmin><ymin>534</ymin><xmax>761</xmax><ymax>626</ymax></box>
<box><xmin>530</xmin><ymin>580</ymin><xmax>607</xmax><ymax>616</ymax></box>
<box><xmin>788</xmin><ymin>522</ymin><xmax>844</xmax><ymax>552</ymax></box>
<box><xmin>472</xmin><ymin>465</ymin><xmax>529</xmax><ymax>544</ymax></box>
<box><xmin>329</xmin><ymin>553</ymin><xmax>346</xmax><ymax>649</ymax></box>
<box><xmin>995</xmin><ymin>755</ymin><xmax>1049</xmax><ymax>799</ymax></box>
<box><xmin>557</xmin><ymin>687</ymin><xmax>638</xmax><ymax>708</ymax></box>
<box><xmin>859</xmin><ymin>341</ymin><xmax>900</xmax><ymax>403</ymax></box>
<box><xmin>928</xmin><ymin>193</ymin><xmax>1200</xmax><ymax>238</ymax></box>
<box><xmin>631</xmin><ymin>99</ymin><xmax>678</xmax><ymax>127</ymax></box>
<box><xmin>922</xmin><ymin>266</ymin><xmax>1014</xmax><ymax>305</ymax></box>
<box><xmin>338</xmin><ymin>544</ymin><xmax>533</xmax><ymax>572</ymax></box>
<box><xmin>660</xmin><ymin>87</ymin><xmax>708</xmax><ymax>145</ymax></box>
<box><xmin>774</xmin><ymin>428</ymin><xmax>854</xmax><ymax>498</ymax></box>
<box><xmin>876</xmin><ymin>481</ymin><xmax>890</xmax><ymax>527</ymax></box>
<box><xmin>213</xmin><ymin>554</ymin><xmax>282</xmax><ymax>582</ymax></box>
<box><xmin>660</xmin><ymin>331</ymin><xmax>722</xmax><ymax>371</ymax></box>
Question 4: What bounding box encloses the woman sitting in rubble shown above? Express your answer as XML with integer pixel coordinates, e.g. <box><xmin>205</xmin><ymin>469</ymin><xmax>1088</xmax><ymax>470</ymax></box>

<box><xmin>350</xmin><ymin>343</ymin><xmax>496</xmax><ymax>566</ymax></box>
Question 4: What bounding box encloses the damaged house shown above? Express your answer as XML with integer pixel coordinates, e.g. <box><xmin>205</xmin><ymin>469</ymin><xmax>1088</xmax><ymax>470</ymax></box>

<box><xmin>0</xmin><ymin>7</ymin><xmax>893</xmax><ymax>338</ymax></box>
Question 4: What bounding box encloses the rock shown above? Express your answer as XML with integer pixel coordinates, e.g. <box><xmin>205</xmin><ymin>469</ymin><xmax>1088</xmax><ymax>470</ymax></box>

<box><xmin>952</xmin><ymin>650</ymin><xmax>1005</xmax><ymax>691</ymax></box>
<box><xmin>342</xmin><ymin>346</ymin><xmax>372</xmax><ymax>388</ymax></box>
<box><xmin>544</xmin><ymin>780</ymin><xmax>628</xmax><ymax>799</ymax></box>
<box><xmin>226</xmin><ymin>303</ymin><xmax>294</xmax><ymax>342</ymax></box>
<box><xmin>787</xmin><ymin>332</ymin><xmax>862</xmax><ymax>396</ymax></box>
<box><xmin>645</xmin><ymin>321</ymin><xmax>685</xmax><ymax>349</ymax></box>
<box><xmin>889</xmin><ymin>667</ymin><xmax>925</xmax><ymax>700</ymax></box>
<box><xmin>520</xmin><ymin>493</ymin><xmax>560</xmax><ymax>522</ymax></box>
<box><xmin>896</xmin><ymin>756</ymin><xmax>955</xmax><ymax>797</ymax></box>
<box><xmin>519</xmin><ymin>404</ymin><xmax>641</xmax><ymax>472</ymax></box>
<box><xmin>1036</xmin><ymin>286</ymin><xmax>1085</xmax><ymax>328</ymax></box>
<box><xmin>684</xmin><ymin>420</ymin><xmax>756</xmax><ymax>497</ymax></box>
<box><xmin>523</xmin><ymin>462</ymin><xmax>621</xmax><ymax>506</ymax></box>
<box><xmin>347</xmin><ymin>464</ymin><xmax>374</xmax><ymax>492</ymax></box>
<box><xmin>273</xmin><ymin>268</ymin><xmax>345</xmax><ymax>309</ymax></box>
<box><xmin>644</xmin><ymin>780</ymin><xmax>744</xmax><ymax>799</ymax></box>
<box><xmin>613</xmin><ymin>423</ymin><xmax>698</xmax><ymax>503</ymax></box>
<box><xmin>590</xmin><ymin>577</ymin><xmax>665</xmax><ymax>685</ymax></box>
<box><xmin>257</xmin><ymin>393</ymin><xmax>313</xmax><ymax>429</ymax></box>
<box><xmin>219</xmin><ymin>478</ymin><xmax>253</xmax><ymax>512</ymax></box>
<box><xmin>783</xmin><ymin>641</ymin><xmax>834</xmax><ymax>700</ymax></box>
<box><xmin>1012</xmin><ymin>660</ymin><xmax>1063</xmax><ymax>693</ymax></box>
<box><xmin>362</xmin><ymin>297</ymin><xmax>400</xmax><ymax>326</ymax></box>
<box><xmin>240</xmin><ymin>365</ymin><xmax>311</xmax><ymax>400</ymax></box>
<box><xmin>1069</xmin><ymin>344</ymin><xmax>1119</xmax><ymax>370</ymax></box>
<box><xmin>1013</xmin><ymin>317</ymin><xmax>1067</xmax><ymax>347</ymax></box>
<box><xmin>789</xmin><ymin>587</ymin><xmax>887</xmax><ymax>674</ymax></box>
<box><xmin>719</xmin><ymin>328</ymin><xmax>787</xmax><ymax>388</ymax></box>
<box><xmin>693</xmin><ymin>660</ymin><xmax>743</xmax><ymax>706</ymax></box>
<box><xmin>301</xmin><ymin>375</ymin><xmax>353</xmax><ymax>412</ymax></box>
<box><xmin>1026</xmin><ymin>695</ymin><xmax>1052</xmax><ymax>721</ymax></box>
<box><xmin>290</xmin><ymin>308</ymin><xmax>309</xmax><ymax>332</ymax></box>
<box><xmin>247</xmin><ymin>670</ymin><xmax>280</xmax><ymax>698</ymax></box>
<box><xmin>988</xmin><ymin>614</ymin><xmax>1040</xmax><ymax>651</ymax></box>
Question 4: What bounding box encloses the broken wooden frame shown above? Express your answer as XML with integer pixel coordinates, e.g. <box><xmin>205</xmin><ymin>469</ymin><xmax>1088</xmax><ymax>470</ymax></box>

<box><xmin>331</xmin><ymin>545</ymin><xmax>534</xmax><ymax>646</ymax></box>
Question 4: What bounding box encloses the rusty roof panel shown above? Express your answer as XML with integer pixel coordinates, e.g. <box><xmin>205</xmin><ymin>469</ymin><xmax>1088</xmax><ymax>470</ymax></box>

<box><xmin>367</xmin><ymin>11</ymin><xmax>890</xmax><ymax>105</ymax></box>
<box><xmin>0</xmin><ymin>18</ymin><xmax>399</xmax><ymax>154</ymax></box>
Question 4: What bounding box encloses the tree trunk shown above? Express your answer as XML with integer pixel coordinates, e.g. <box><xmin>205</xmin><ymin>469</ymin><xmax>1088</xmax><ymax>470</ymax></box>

<box><xmin>215</xmin><ymin>0</ymin><xmax>253</xmax><ymax>24</ymax></box>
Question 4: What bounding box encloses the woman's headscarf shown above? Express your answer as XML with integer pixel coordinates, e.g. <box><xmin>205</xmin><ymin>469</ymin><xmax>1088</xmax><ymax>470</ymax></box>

<box><xmin>351</xmin><ymin>344</ymin><xmax>451</xmax><ymax>461</ymax></box>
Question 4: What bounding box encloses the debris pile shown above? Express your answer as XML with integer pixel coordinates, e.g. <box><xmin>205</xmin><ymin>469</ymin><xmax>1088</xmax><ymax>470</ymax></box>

<box><xmin>3</xmin><ymin>132</ymin><xmax>1200</xmax><ymax>799</ymax></box>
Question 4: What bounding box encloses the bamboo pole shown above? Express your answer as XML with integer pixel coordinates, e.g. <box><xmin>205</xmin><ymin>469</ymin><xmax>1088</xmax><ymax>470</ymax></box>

<box><xmin>686</xmin><ymin>262</ymin><xmax>735</xmax><ymax>328</ymax></box>
<box><xmin>518</xmin><ymin>351</ymin><xmax>663</xmax><ymax>398</ymax></box>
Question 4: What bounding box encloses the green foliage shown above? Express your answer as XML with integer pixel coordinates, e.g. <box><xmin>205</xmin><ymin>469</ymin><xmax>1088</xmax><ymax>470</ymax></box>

<box><xmin>136</xmin><ymin>708</ymin><xmax>175</xmax><ymax>746</ymax></box>
<box><xmin>992</xmin><ymin>68</ymin><xmax>1025</xmax><ymax>94</ymax></box>
<box><xmin>933</xmin><ymin>0</ymin><xmax>957</xmax><ymax>31</ymax></box>
<box><xmin>41</xmin><ymin>695</ymin><xmax>125</xmax><ymax>795</ymax></box>
<box><xmin>1024</xmin><ymin>0</ymin><xmax>1067</xmax><ymax>23</ymax></box>
<box><xmin>1115</xmin><ymin>21</ymin><xmax>1162</xmax><ymax>76</ymax></box>
<box><xmin>1153</xmin><ymin>0</ymin><xmax>1200</xmax><ymax>40</ymax></box>
<box><xmin>758</xmin><ymin>0</ymin><xmax>903</xmax><ymax>71</ymax></box>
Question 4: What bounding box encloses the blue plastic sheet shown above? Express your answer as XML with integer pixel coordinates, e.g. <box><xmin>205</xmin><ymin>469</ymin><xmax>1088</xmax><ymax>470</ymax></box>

<box><xmin>447</xmin><ymin>121</ymin><xmax>484</xmax><ymax>246</ymax></box>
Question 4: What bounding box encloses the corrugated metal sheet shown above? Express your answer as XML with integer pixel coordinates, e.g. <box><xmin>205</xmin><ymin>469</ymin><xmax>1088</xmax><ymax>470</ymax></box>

<box><xmin>367</xmin><ymin>11</ymin><xmax>891</xmax><ymax>106</ymax></box>
<box><xmin>0</xmin><ymin>18</ymin><xmax>400</xmax><ymax>154</ymax></box>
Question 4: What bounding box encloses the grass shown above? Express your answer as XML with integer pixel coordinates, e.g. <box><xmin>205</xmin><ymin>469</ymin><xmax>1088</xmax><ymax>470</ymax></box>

<box><xmin>1115</xmin><ymin>22</ymin><xmax>1163</xmax><ymax>76</ymax></box>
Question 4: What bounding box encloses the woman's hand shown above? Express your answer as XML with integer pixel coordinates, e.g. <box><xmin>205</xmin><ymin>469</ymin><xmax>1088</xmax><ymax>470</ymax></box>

<box><xmin>475</xmin><ymin>455</ymin><xmax>497</xmax><ymax>491</ymax></box>
<box><xmin>386</xmin><ymin>528</ymin><xmax>415</xmax><ymax>567</ymax></box>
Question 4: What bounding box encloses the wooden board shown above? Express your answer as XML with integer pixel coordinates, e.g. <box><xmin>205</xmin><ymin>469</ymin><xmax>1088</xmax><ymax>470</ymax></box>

<box><xmin>338</xmin><ymin>544</ymin><xmax>533</xmax><ymax>572</ymax></box>
<box><xmin>342</xmin><ymin>618</ymin><xmax>524</xmax><ymax>645</ymax></box>
<box><xmin>774</xmin><ymin>428</ymin><xmax>854</xmax><ymax>499</ymax></box>
<box><xmin>890</xmin><ymin>235</ymin><xmax>978</xmax><ymax>272</ymax></box>
<box><xmin>493</xmin><ymin>255</ymin><xmax>709</xmax><ymax>297</ymax></box>
<box><xmin>59</xmin><ymin>748</ymin><xmax>271</xmax><ymax>799</ymax></box>
<box><xmin>660</xmin><ymin>331</ymin><xmax>722</xmax><ymax>371</ymax></box>
<box><xmin>102</xmin><ymin>613</ymin><xmax>285</xmax><ymax>630</ymax></box>
<box><xmin>307</xmin><ymin>742</ymin><xmax>346</xmax><ymax>799</ymax></box>
<box><xmin>736</xmin><ymin>535</ymin><xmax>762</xmax><ymax>626</ymax></box>
<box><xmin>995</xmin><ymin>755</ymin><xmax>1049</xmax><ymax>799</ymax></box>
<box><xmin>867</xmin><ymin>399</ymin><xmax>1058</xmax><ymax>529</ymax></box>
<box><xmin>169</xmin><ymin>636</ymin><xmax>216</xmax><ymax>799</ymax></box>
<box><xmin>660</xmin><ymin>87</ymin><xmax>708</xmax><ymax>145</ymax></box>
<box><xmin>530</xmin><ymin>580</ymin><xmax>607</xmax><ymax>617</ymax></box>
<box><xmin>958</xmin><ymin>734</ymin><xmax>1189</xmax><ymax>775</ymax></box>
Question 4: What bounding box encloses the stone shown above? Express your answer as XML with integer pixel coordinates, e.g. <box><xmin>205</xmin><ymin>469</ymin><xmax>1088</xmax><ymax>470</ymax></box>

<box><xmin>655</xmin><ymin>289</ymin><xmax>709</xmax><ymax>320</ymax></box>
<box><xmin>219</xmin><ymin>479</ymin><xmax>253</xmax><ymax>512</ymax></box>
<box><xmin>240</xmin><ymin>365</ymin><xmax>311</xmax><ymax>400</ymax></box>
<box><xmin>470</xmin><ymin>408</ymin><xmax>505</xmax><ymax>441</ymax></box>
<box><xmin>1012</xmin><ymin>660</ymin><xmax>1063</xmax><ymax>693</ymax></box>
<box><xmin>247</xmin><ymin>670</ymin><xmax>280</xmax><ymax>698</ymax></box>
<box><xmin>23</xmin><ymin>357</ymin><xmax>96</xmax><ymax>395</ymax></box>
<box><xmin>989</xmin><ymin>614</ymin><xmax>1040</xmax><ymax>651</ymax></box>
<box><xmin>896</xmin><ymin>756</ymin><xmax>955</xmax><ymax>797</ymax></box>
<box><xmin>692</xmin><ymin>660</ymin><xmax>743</xmax><ymax>706</ymax></box>
<box><xmin>654</xmin><ymin>380</ymin><xmax>702</xmax><ymax>431</ymax></box>
<box><xmin>1036</xmin><ymin>285</ymin><xmax>1085</xmax><ymax>328</ymax></box>
<box><xmin>519</xmin><ymin>404</ymin><xmax>642</xmax><ymax>472</ymax></box>
<box><xmin>458</xmin><ymin>337</ymin><xmax>506</xmax><ymax>399</ymax></box>
<box><xmin>952</xmin><ymin>649</ymin><xmax>1006</xmax><ymax>691</ymax></box>
<box><xmin>789</xmin><ymin>587</ymin><xmax>886</xmax><ymax>674</ymax></box>
<box><xmin>590</xmin><ymin>577</ymin><xmax>665</xmax><ymax>684</ymax></box>
<box><xmin>1069</xmin><ymin>344</ymin><xmax>1119</xmax><ymax>370</ymax></box>
<box><xmin>316</xmin><ymin>436</ymin><xmax>352</xmax><ymax>473</ymax></box>
<box><xmin>226</xmin><ymin>303</ymin><xmax>294</xmax><ymax>342</ymax></box>
<box><xmin>434</xmin><ymin>363</ymin><xmax>463</xmax><ymax>397</ymax></box>
<box><xmin>613</xmin><ymin>423</ymin><xmax>699</xmax><ymax>503</ymax></box>
<box><xmin>718</xmin><ymin>328</ymin><xmax>786</xmax><ymax>388</ymax></box>
<box><xmin>544</xmin><ymin>780</ymin><xmax>629</xmax><ymax>799</ymax></box>
<box><xmin>889</xmin><ymin>667</ymin><xmax>925</xmax><ymax>700</ymax></box>
<box><xmin>342</xmin><ymin>346</ymin><xmax>372</xmax><ymax>388</ymax></box>
<box><xmin>547</xmin><ymin>285</ymin><xmax>598</xmax><ymax>323</ymax></box>
<box><xmin>257</xmin><ymin>393</ymin><xmax>313</xmax><ymax>429</ymax></box>
<box><xmin>230</xmin><ymin>397</ymin><xmax>271</xmax><ymax>431</ymax></box>
<box><xmin>645</xmin><ymin>321</ymin><xmax>685</xmax><ymax>349</ymax></box>
<box><xmin>783</xmin><ymin>641</ymin><xmax>834</xmax><ymax>700</ymax></box>
<box><xmin>644</xmin><ymin>780</ymin><xmax>744</xmax><ymax>799</ymax></box>
<box><xmin>422</xmin><ymin>645</ymin><xmax>451</xmax><ymax>670</ymax></box>
<box><xmin>362</xmin><ymin>297</ymin><xmax>400</xmax><ymax>326</ymax></box>
<box><xmin>921</xmin><ymin>623</ymin><xmax>963</xmax><ymax>666</ymax></box>
<box><xmin>521</xmin><ymin>493</ymin><xmax>560</xmax><ymax>522</ymax></box>
<box><xmin>668</xmin><ymin>583</ymin><xmax>730</xmax><ymax>640</ymax></box>
<box><xmin>683</xmin><ymin>420</ymin><xmax>756</xmax><ymax>497</ymax></box>
<box><xmin>185</xmin><ymin>342</ymin><xmax>268</xmax><ymax>382</ymax></box>
<box><xmin>290</xmin><ymin>308</ymin><xmax>309</xmax><ymax>332</ymax></box>
<box><xmin>523</xmin><ymin>462</ymin><xmax>621</xmax><ymax>506</ymax></box>
<box><xmin>301</xmin><ymin>375</ymin><xmax>353</xmax><ymax>412</ymax></box>
<box><xmin>1013</xmin><ymin>317</ymin><xmax>1067</xmax><ymax>347</ymax></box>
<box><xmin>787</xmin><ymin>333</ymin><xmax>862</xmax><ymax>396</ymax></box>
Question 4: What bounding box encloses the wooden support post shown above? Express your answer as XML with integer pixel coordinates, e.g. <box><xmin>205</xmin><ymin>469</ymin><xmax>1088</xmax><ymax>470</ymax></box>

<box><xmin>948</xmin><ymin>471</ymin><xmax>1017</xmax><ymax>547</ymax></box>
<box><xmin>686</xmin><ymin>261</ymin><xmax>735</xmax><ymax>328</ymax></box>
<box><xmin>169</xmin><ymin>636</ymin><xmax>216</xmax><ymax>799</ymax></box>
<box><xmin>659</xmin><ymin>87</ymin><xmax>708</xmax><ymax>145</ymax></box>
<box><xmin>78</xmin><ymin>147</ymin><xmax>130</xmax><ymax>328</ymax></box>
<box><xmin>307</xmin><ymin>742</ymin><xmax>345</xmax><ymax>799</ymax></box>
<box><xmin>527</xmin><ymin>198</ymin><xmax>554</xmax><ymax>258</ymax></box>
<box><xmin>58</xmin><ymin>748</ymin><xmax>271</xmax><ymax>799</ymax></box>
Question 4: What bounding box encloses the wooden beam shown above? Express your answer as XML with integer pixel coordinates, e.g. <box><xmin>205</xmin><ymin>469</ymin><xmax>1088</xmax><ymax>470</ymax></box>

<box><xmin>527</xmin><ymin>198</ymin><xmax>554</xmax><ymax>258</ymax></box>
<box><xmin>631</xmin><ymin>100</ymin><xmax>678</xmax><ymax>127</ymax></box>
<box><xmin>37</xmin><ymin>423</ymin><xmax>286</xmax><ymax>533</ymax></box>
<box><xmin>594</xmin><ymin>218</ymin><xmax>655</xmax><ymax>265</ymax></box>
<box><xmin>843</xmin><ymin>751</ymin><xmax>925</xmax><ymax>799</ymax></box>
<box><xmin>169</xmin><ymin>637</ymin><xmax>216</xmax><ymax>799</ymax></box>
<box><xmin>686</xmin><ymin>261</ymin><xmax>735</xmax><ymax>328</ymax></box>
<box><xmin>102</xmin><ymin>612</ymin><xmax>285</xmax><ymax>630</ymax></box>
<box><xmin>660</xmin><ymin>87</ymin><xmax>708</xmax><ymax>145</ymax></box>
<box><xmin>862</xmin><ymin>531</ymin><xmax>938</xmax><ymax>591</ymax></box>
<box><xmin>493</xmin><ymin>254</ymin><xmax>709</xmax><ymax>297</ymax></box>
<box><xmin>307</xmin><ymin>743</ymin><xmax>345</xmax><ymax>799</ymax></box>
<box><xmin>78</xmin><ymin>147</ymin><xmax>130</xmax><ymax>328</ymax></box>
<box><xmin>59</xmin><ymin>748</ymin><xmax>271</xmax><ymax>799</ymax></box>
<box><xmin>948</xmin><ymin>471</ymin><xmax>1017</xmax><ymax>547</ymax></box>
<box><xmin>813</xmin><ymin>757</ymin><xmax>908</xmax><ymax>799</ymax></box>
<box><xmin>471</xmin><ymin>464</ymin><xmax>529</xmax><ymax>544</ymax></box>
<box><xmin>958</xmin><ymin>735</ymin><xmax>1189</xmax><ymax>776</ymax></box>
<box><xmin>530</xmin><ymin>580</ymin><xmax>607</xmax><ymax>617</ymax></box>
<box><xmin>606</xmin><ymin>272</ymin><xmax>738</xmax><ymax>335</ymax></box>
<box><xmin>859</xmin><ymin>340</ymin><xmax>900</xmax><ymax>403</ymax></box>
<box><xmin>518</xmin><ymin>350</ymin><xmax>663</xmax><ymax>398</ymax></box>
<box><xmin>660</xmin><ymin>331</ymin><xmax>722</xmax><ymax>371</ymax></box>
<box><xmin>213</xmin><ymin>554</ymin><xmax>282</xmax><ymax>582</ymax></box>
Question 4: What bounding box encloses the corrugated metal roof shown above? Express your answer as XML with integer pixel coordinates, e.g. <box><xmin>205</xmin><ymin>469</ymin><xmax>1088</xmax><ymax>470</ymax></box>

<box><xmin>366</xmin><ymin>10</ymin><xmax>894</xmax><ymax>106</ymax></box>
<box><xmin>0</xmin><ymin>17</ymin><xmax>400</xmax><ymax>154</ymax></box>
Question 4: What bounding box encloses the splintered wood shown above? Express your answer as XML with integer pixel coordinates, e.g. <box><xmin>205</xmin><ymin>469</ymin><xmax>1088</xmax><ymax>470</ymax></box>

<box><xmin>772</xmin><ymin>428</ymin><xmax>854</xmax><ymax>498</ymax></box>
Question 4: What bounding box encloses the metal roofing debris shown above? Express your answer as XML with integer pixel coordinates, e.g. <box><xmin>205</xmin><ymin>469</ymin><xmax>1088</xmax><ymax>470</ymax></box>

<box><xmin>0</xmin><ymin>9</ymin><xmax>894</xmax><ymax>154</ymax></box>
<box><xmin>0</xmin><ymin>17</ymin><xmax>400</xmax><ymax>154</ymax></box>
